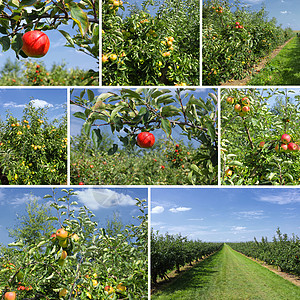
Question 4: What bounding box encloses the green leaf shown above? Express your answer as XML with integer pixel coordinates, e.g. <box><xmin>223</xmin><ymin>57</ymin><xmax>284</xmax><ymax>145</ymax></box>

<box><xmin>0</xmin><ymin>36</ymin><xmax>10</xmax><ymax>51</ymax></box>
<box><xmin>20</xmin><ymin>0</ymin><xmax>37</xmax><ymax>6</ymax></box>
<box><xmin>206</xmin><ymin>121</ymin><xmax>216</xmax><ymax>141</ymax></box>
<box><xmin>161</xmin><ymin>119</ymin><xmax>171</xmax><ymax>137</ymax></box>
<box><xmin>11</xmin><ymin>33</ymin><xmax>23</xmax><ymax>53</ymax></box>
<box><xmin>121</xmin><ymin>89</ymin><xmax>142</xmax><ymax>99</ymax></box>
<box><xmin>82</xmin><ymin>121</ymin><xmax>91</xmax><ymax>136</ymax></box>
<box><xmin>161</xmin><ymin>105</ymin><xmax>181</xmax><ymax>117</ymax></box>
<box><xmin>92</xmin><ymin>128</ymin><xmax>102</xmax><ymax>149</ymax></box>
<box><xmin>87</xmin><ymin>89</ymin><xmax>95</xmax><ymax>102</ymax></box>
<box><xmin>68</xmin><ymin>2</ymin><xmax>89</xmax><ymax>36</ymax></box>
<box><xmin>58</xmin><ymin>30</ymin><xmax>75</xmax><ymax>47</ymax></box>
<box><xmin>73</xmin><ymin>111</ymin><xmax>86</xmax><ymax>120</ymax></box>
<box><xmin>108</xmin><ymin>144</ymin><xmax>118</xmax><ymax>155</ymax></box>
<box><xmin>228</xmin><ymin>161</ymin><xmax>243</xmax><ymax>167</ymax></box>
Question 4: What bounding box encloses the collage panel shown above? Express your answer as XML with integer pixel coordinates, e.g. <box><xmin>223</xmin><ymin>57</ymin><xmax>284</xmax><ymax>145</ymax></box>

<box><xmin>202</xmin><ymin>0</ymin><xmax>299</xmax><ymax>86</ymax></box>
<box><xmin>0</xmin><ymin>187</ymin><xmax>148</xmax><ymax>299</ymax></box>
<box><xmin>102</xmin><ymin>0</ymin><xmax>200</xmax><ymax>86</ymax></box>
<box><xmin>0</xmin><ymin>0</ymin><xmax>99</xmax><ymax>86</ymax></box>
<box><xmin>150</xmin><ymin>187</ymin><xmax>300</xmax><ymax>299</ymax></box>
<box><xmin>70</xmin><ymin>87</ymin><xmax>217</xmax><ymax>185</ymax></box>
<box><xmin>221</xmin><ymin>87</ymin><xmax>300</xmax><ymax>185</ymax></box>
<box><xmin>0</xmin><ymin>88</ymin><xmax>67</xmax><ymax>185</ymax></box>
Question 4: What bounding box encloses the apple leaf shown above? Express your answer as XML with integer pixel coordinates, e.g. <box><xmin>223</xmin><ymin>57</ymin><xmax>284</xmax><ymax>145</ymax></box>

<box><xmin>68</xmin><ymin>2</ymin><xmax>89</xmax><ymax>36</ymax></box>
<box><xmin>73</xmin><ymin>111</ymin><xmax>87</xmax><ymax>120</ymax></box>
<box><xmin>20</xmin><ymin>0</ymin><xmax>37</xmax><ymax>6</ymax></box>
<box><xmin>58</xmin><ymin>30</ymin><xmax>75</xmax><ymax>47</ymax></box>
<box><xmin>108</xmin><ymin>144</ymin><xmax>118</xmax><ymax>155</ymax></box>
<box><xmin>0</xmin><ymin>36</ymin><xmax>10</xmax><ymax>51</ymax></box>
<box><xmin>92</xmin><ymin>128</ymin><xmax>102</xmax><ymax>149</ymax></box>
<box><xmin>161</xmin><ymin>118</ymin><xmax>171</xmax><ymax>137</ymax></box>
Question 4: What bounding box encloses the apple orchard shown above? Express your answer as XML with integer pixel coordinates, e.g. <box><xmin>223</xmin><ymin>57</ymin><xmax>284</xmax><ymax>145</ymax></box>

<box><xmin>0</xmin><ymin>0</ymin><xmax>99</xmax><ymax>86</ymax></box>
<box><xmin>0</xmin><ymin>189</ymin><xmax>148</xmax><ymax>299</ymax></box>
<box><xmin>70</xmin><ymin>88</ymin><xmax>218</xmax><ymax>185</ymax></box>
<box><xmin>221</xmin><ymin>88</ymin><xmax>300</xmax><ymax>185</ymax></box>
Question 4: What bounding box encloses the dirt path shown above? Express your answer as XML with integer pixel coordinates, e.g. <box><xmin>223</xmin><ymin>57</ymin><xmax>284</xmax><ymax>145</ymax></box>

<box><xmin>221</xmin><ymin>37</ymin><xmax>294</xmax><ymax>86</ymax></box>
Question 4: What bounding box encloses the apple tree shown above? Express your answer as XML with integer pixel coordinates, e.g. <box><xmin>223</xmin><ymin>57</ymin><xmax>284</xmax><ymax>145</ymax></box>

<box><xmin>0</xmin><ymin>0</ymin><xmax>99</xmax><ymax>83</ymax></box>
<box><xmin>70</xmin><ymin>88</ymin><xmax>218</xmax><ymax>185</ymax></box>
<box><xmin>0</xmin><ymin>188</ymin><xmax>148</xmax><ymax>299</ymax></box>
<box><xmin>221</xmin><ymin>88</ymin><xmax>300</xmax><ymax>185</ymax></box>
<box><xmin>102</xmin><ymin>0</ymin><xmax>199</xmax><ymax>85</ymax></box>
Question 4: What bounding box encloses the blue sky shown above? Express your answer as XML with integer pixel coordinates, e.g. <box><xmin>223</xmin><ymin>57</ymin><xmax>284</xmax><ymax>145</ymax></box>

<box><xmin>239</xmin><ymin>0</ymin><xmax>300</xmax><ymax>30</ymax></box>
<box><xmin>151</xmin><ymin>188</ymin><xmax>300</xmax><ymax>242</ymax></box>
<box><xmin>0</xmin><ymin>187</ymin><xmax>148</xmax><ymax>246</ymax></box>
<box><xmin>70</xmin><ymin>87</ymin><xmax>216</xmax><ymax>148</ymax></box>
<box><xmin>0</xmin><ymin>3</ymin><xmax>98</xmax><ymax>72</ymax></box>
<box><xmin>0</xmin><ymin>88</ymin><xmax>67</xmax><ymax>123</ymax></box>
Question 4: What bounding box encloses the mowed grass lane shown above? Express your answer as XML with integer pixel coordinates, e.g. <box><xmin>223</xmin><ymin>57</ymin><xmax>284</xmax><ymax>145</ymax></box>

<box><xmin>249</xmin><ymin>36</ymin><xmax>300</xmax><ymax>85</ymax></box>
<box><xmin>151</xmin><ymin>244</ymin><xmax>300</xmax><ymax>300</ymax></box>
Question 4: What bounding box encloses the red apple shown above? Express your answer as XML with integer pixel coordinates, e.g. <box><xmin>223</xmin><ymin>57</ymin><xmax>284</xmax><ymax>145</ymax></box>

<box><xmin>241</xmin><ymin>97</ymin><xmax>249</xmax><ymax>105</ymax></box>
<box><xmin>226</xmin><ymin>97</ymin><xmax>234</xmax><ymax>104</ymax></box>
<box><xmin>242</xmin><ymin>106</ymin><xmax>250</xmax><ymax>113</ymax></box>
<box><xmin>259</xmin><ymin>141</ymin><xmax>265</xmax><ymax>148</ymax></box>
<box><xmin>22</xmin><ymin>30</ymin><xmax>50</xmax><ymax>58</ymax></box>
<box><xmin>50</xmin><ymin>233</ymin><xmax>56</xmax><ymax>242</ymax></box>
<box><xmin>275</xmin><ymin>145</ymin><xmax>279</xmax><ymax>152</ymax></box>
<box><xmin>56</xmin><ymin>228</ymin><xmax>68</xmax><ymax>240</ymax></box>
<box><xmin>281</xmin><ymin>133</ymin><xmax>291</xmax><ymax>144</ymax></box>
<box><xmin>235</xmin><ymin>22</ymin><xmax>240</xmax><ymax>25</ymax></box>
<box><xmin>4</xmin><ymin>292</ymin><xmax>16</xmax><ymax>300</ymax></box>
<box><xmin>281</xmin><ymin>144</ymin><xmax>288</xmax><ymax>151</ymax></box>
<box><xmin>137</xmin><ymin>132</ymin><xmax>155</xmax><ymax>148</ymax></box>
<box><xmin>234</xmin><ymin>104</ymin><xmax>241</xmax><ymax>112</ymax></box>
<box><xmin>288</xmin><ymin>142</ymin><xmax>297</xmax><ymax>151</ymax></box>
<box><xmin>104</xmin><ymin>285</ymin><xmax>114</xmax><ymax>294</ymax></box>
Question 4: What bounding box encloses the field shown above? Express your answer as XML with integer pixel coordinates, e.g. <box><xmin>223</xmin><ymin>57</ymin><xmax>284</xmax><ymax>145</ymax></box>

<box><xmin>203</xmin><ymin>0</ymin><xmax>294</xmax><ymax>85</ymax></box>
<box><xmin>70</xmin><ymin>88</ymin><xmax>218</xmax><ymax>185</ymax></box>
<box><xmin>152</xmin><ymin>230</ymin><xmax>300</xmax><ymax>299</ymax></box>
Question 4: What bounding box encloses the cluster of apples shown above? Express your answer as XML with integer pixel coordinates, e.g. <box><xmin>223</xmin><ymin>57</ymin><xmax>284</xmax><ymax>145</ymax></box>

<box><xmin>274</xmin><ymin>134</ymin><xmax>299</xmax><ymax>152</ymax></box>
<box><xmin>226</xmin><ymin>96</ymin><xmax>251</xmax><ymax>117</ymax></box>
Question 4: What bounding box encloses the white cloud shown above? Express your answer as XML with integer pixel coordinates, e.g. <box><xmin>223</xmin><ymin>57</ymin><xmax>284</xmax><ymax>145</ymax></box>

<box><xmin>169</xmin><ymin>207</ymin><xmax>191</xmax><ymax>213</ymax></box>
<box><xmin>234</xmin><ymin>210</ymin><xmax>265</xmax><ymax>219</ymax></box>
<box><xmin>188</xmin><ymin>218</ymin><xmax>204</xmax><ymax>221</ymax></box>
<box><xmin>151</xmin><ymin>206</ymin><xmax>164</xmax><ymax>214</ymax></box>
<box><xmin>11</xmin><ymin>193</ymin><xmax>42</xmax><ymax>206</ymax></box>
<box><xmin>231</xmin><ymin>226</ymin><xmax>246</xmax><ymax>231</ymax></box>
<box><xmin>280</xmin><ymin>11</ymin><xmax>288</xmax><ymax>14</ymax></box>
<box><xmin>3</xmin><ymin>101</ymin><xmax>26</xmax><ymax>108</ymax></box>
<box><xmin>29</xmin><ymin>99</ymin><xmax>53</xmax><ymax>108</ymax></box>
<box><xmin>258</xmin><ymin>190</ymin><xmax>300</xmax><ymax>205</ymax></box>
<box><xmin>75</xmin><ymin>188</ymin><xmax>136</xmax><ymax>210</ymax></box>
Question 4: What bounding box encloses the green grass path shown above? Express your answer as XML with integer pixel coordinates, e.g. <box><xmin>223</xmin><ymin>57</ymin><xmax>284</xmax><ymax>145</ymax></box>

<box><xmin>249</xmin><ymin>36</ymin><xmax>300</xmax><ymax>85</ymax></box>
<box><xmin>152</xmin><ymin>244</ymin><xmax>300</xmax><ymax>300</ymax></box>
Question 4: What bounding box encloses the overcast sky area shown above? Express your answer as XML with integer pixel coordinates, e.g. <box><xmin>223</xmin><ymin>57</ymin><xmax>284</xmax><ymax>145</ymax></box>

<box><xmin>0</xmin><ymin>187</ymin><xmax>148</xmax><ymax>246</ymax></box>
<box><xmin>0</xmin><ymin>88</ymin><xmax>67</xmax><ymax>123</ymax></box>
<box><xmin>151</xmin><ymin>188</ymin><xmax>300</xmax><ymax>242</ymax></box>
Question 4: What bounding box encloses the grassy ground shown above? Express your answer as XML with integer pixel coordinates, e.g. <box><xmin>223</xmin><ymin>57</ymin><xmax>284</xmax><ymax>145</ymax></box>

<box><xmin>249</xmin><ymin>37</ymin><xmax>300</xmax><ymax>85</ymax></box>
<box><xmin>151</xmin><ymin>244</ymin><xmax>300</xmax><ymax>300</ymax></box>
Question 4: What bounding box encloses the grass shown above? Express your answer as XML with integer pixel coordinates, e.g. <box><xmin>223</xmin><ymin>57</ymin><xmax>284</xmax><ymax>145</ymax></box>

<box><xmin>249</xmin><ymin>37</ymin><xmax>300</xmax><ymax>85</ymax></box>
<box><xmin>151</xmin><ymin>244</ymin><xmax>300</xmax><ymax>300</ymax></box>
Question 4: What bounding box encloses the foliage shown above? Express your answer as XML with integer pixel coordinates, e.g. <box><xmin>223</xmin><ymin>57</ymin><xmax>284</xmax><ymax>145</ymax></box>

<box><xmin>221</xmin><ymin>88</ymin><xmax>300</xmax><ymax>185</ymax></box>
<box><xmin>71</xmin><ymin>88</ymin><xmax>218</xmax><ymax>185</ymax></box>
<box><xmin>0</xmin><ymin>59</ymin><xmax>98</xmax><ymax>86</ymax></box>
<box><xmin>151</xmin><ymin>230</ymin><xmax>223</xmax><ymax>283</ymax></box>
<box><xmin>8</xmin><ymin>197</ymin><xmax>56</xmax><ymax>246</ymax></box>
<box><xmin>0</xmin><ymin>103</ymin><xmax>67</xmax><ymax>185</ymax></box>
<box><xmin>0</xmin><ymin>188</ymin><xmax>148</xmax><ymax>299</ymax></box>
<box><xmin>228</xmin><ymin>228</ymin><xmax>300</xmax><ymax>276</ymax></box>
<box><xmin>102</xmin><ymin>0</ymin><xmax>199</xmax><ymax>86</ymax></box>
<box><xmin>203</xmin><ymin>0</ymin><xmax>294</xmax><ymax>85</ymax></box>
<box><xmin>0</xmin><ymin>0</ymin><xmax>99</xmax><ymax>82</ymax></box>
